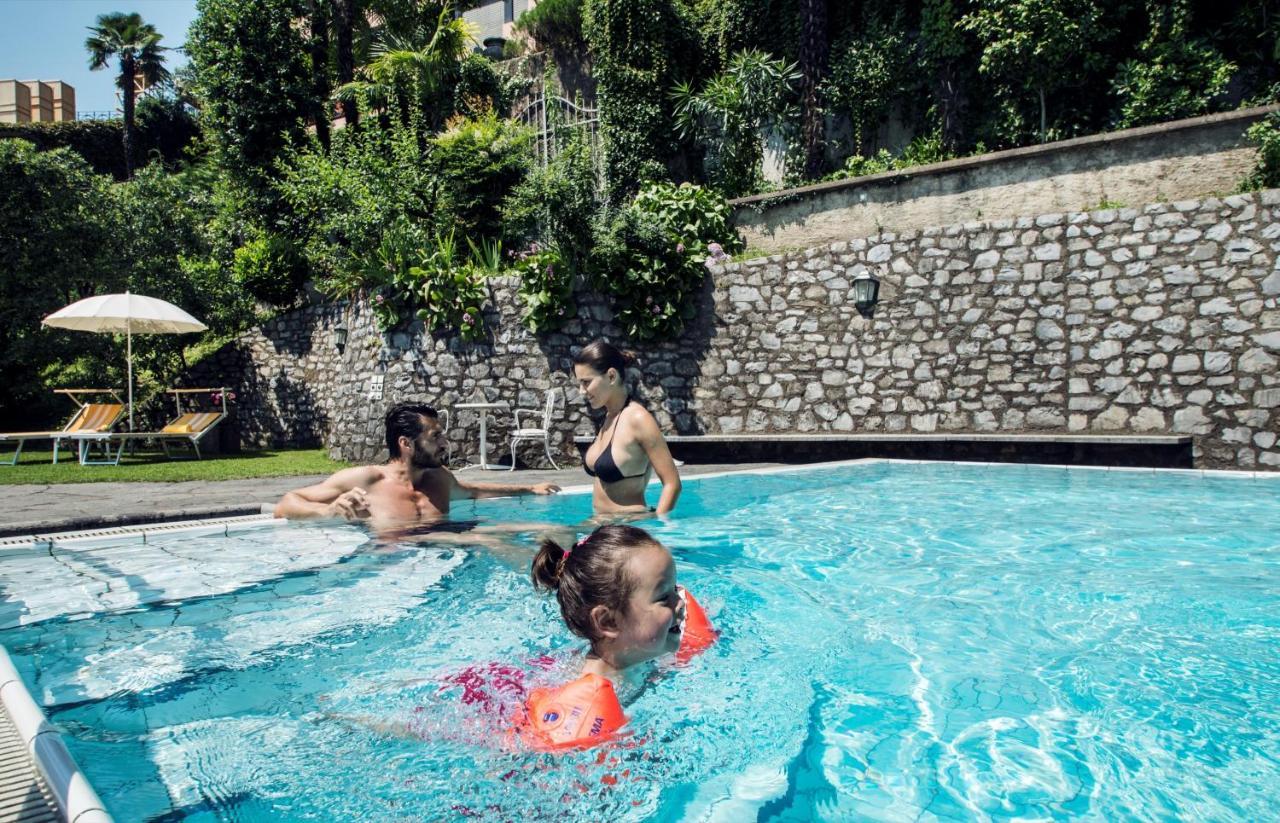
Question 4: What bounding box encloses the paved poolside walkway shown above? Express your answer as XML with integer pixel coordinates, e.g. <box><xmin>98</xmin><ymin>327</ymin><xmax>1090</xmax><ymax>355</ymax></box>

<box><xmin>0</xmin><ymin>462</ymin><xmax>783</xmax><ymax>537</ymax></box>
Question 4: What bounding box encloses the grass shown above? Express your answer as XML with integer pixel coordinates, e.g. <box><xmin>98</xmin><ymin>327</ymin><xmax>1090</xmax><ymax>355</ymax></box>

<box><xmin>0</xmin><ymin>447</ymin><xmax>350</xmax><ymax>485</ymax></box>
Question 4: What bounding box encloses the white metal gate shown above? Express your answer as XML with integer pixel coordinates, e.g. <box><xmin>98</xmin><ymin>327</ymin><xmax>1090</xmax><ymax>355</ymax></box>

<box><xmin>512</xmin><ymin>74</ymin><xmax>601</xmax><ymax>175</ymax></box>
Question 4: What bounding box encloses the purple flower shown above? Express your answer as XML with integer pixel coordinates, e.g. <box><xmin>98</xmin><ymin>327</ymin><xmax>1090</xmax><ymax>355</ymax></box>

<box><xmin>652</xmin><ymin>304</ymin><xmax>660</xmax><ymax>314</ymax></box>
<box><xmin>557</xmin><ymin>307</ymin><xmax>565</xmax><ymax>316</ymax></box>
<box><xmin>374</xmin><ymin>293</ymin><xmax>385</xmax><ymax>304</ymax></box>
<box><xmin>462</xmin><ymin>312</ymin><xmax>474</xmax><ymax>324</ymax></box>
<box><xmin>545</xmin><ymin>264</ymin><xmax>554</xmax><ymax>275</ymax></box>
<box><xmin>707</xmin><ymin>242</ymin><xmax>723</xmax><ymax>255</ymax></box>
<box><xmin>646</xmin><ymin>295</ymin><xmax>653</xmax><ymax>304</ymax></box>
<box><xmin>530</xmin><ymin>242</ymin><xmax>541</xmax><ymax>253</ymax></box>
<box><xmin>676</xmin><ymin>242</ymin><xmax>685</xmax><ymax>253</ymax></box>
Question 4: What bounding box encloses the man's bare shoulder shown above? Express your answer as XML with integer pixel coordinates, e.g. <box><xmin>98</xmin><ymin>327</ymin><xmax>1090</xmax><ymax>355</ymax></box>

<box><xmin>329</xmin><ymin>464</ymin><xmax>389</xmax><ymax>488</ymax></box>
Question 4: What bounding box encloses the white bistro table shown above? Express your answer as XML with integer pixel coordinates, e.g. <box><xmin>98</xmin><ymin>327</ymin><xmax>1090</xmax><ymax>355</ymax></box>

<box><xmin>454</xmin><ymin>400</ymin><xmax>509</xmax><ymax>470</ymax></box>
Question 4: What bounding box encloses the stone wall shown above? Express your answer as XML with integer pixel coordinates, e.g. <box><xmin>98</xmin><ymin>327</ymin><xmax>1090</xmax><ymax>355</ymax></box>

<box><xmin>731</xmin><ymin>106</ymin><xmax>1277</xmax><ymax>254</ymax></box>
<box><xmin>191</xmin><ymin>189</ymin><xmax>1280</xmax><ymax>470</ymax></box>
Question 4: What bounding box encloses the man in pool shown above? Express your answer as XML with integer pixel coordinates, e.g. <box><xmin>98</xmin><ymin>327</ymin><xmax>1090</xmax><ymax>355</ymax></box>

<box><xmin>274</xmin><ymin>402</ymin><xmax>560</xmax><ymax>533</ymax></box>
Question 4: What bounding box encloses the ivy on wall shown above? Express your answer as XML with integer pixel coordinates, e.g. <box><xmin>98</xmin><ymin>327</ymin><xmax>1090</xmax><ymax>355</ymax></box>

<box><xmin>583</xmin><ymin>0</ymin><xmax>693</xmax><ymax>202</ymax></box>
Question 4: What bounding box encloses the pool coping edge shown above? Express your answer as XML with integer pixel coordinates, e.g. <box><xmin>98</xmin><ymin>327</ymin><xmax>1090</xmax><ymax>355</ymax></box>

<box><xmin>3</xmin><ymin>458</ymin><xmax>1275</xmax><ymax>547</ymax></box>
<box><xmin>0</xmin><ymin>645</ymin><xmax>114</xmax><ymax>823</ymax></box>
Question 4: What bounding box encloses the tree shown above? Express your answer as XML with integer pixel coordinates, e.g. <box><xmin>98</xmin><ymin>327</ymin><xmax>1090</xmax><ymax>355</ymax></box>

<box><xmin>186</xmin><ymin>0</ymin><xmax>313</xmax><ymax>208</ymax></box>
<box><xmin>333</xmin><ymin>0</ymin><xmax>361</xmax><ymax>126</ymax></box>
<box><xmin>920</xmin><ymin>0</ymin><xmax>973</xmax><ymax>151</ymax></box>
<box><xmin>0</xmin><ymin>141</ymin><xmax>116</xmax><ymax>429</ymax></box>
<box><xmin>85</xmin><ymin>12</ymin><xmax>169</xmax><ymax>177</ymax></box>
<box><xmin>309</xmin><ymin>0</ymin><xmax>333</xmax><ymax>151</ymax></box>
<box><xmin>961</xmin><ymin>0</ymin><xmax>1103</xmax><ymax>142</ymax></box>
<box><xmin>1112</xmin><ymin>0</ymin><xmax>1236</xmax><ymax>127</ymax></box>
<box><xmin>797</xmin><ymin>0</ymin><xmax>828</xmax><ymax>177</ymax></box>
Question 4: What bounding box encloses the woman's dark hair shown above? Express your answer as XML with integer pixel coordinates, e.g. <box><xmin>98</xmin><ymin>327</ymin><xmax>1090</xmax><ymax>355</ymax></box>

<box><xmin>384</xmin><ymin>402</ymin><xmax>439</xmax><ymax>458</ymax></box>
<box><xmin>573</xmin><ymin>339</ymin><xmax>637</xmax><ymax>380</ymax></box>
<box><xmin>532</xmin><ymin>524</ymin><xmax>662</xmax><ymax>644</ymax></box>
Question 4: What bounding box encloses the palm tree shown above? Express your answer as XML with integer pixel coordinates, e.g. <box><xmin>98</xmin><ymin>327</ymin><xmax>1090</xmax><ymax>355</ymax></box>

<box><xmin>336</xmin><ymin>3</ymin><xmax>475</xmax><ymax>129</ymax></box>
<box><xmin>86</xmin><ymin>12</ymin><xmax>169</xmax><ymax>177</ymax></box>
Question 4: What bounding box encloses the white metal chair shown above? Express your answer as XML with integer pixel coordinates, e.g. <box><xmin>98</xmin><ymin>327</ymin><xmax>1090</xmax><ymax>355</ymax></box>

<box><xmin>508</xmin><ymin>389</ymin><xmax>561</xmax><ymax>471</ymax></box>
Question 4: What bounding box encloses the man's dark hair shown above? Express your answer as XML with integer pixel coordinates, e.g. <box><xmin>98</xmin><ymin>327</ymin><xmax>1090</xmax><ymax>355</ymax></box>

<box><xmin>385</xmin><ymin>402</ymin><xmax>439</xmax><ymax>458</ymax></box>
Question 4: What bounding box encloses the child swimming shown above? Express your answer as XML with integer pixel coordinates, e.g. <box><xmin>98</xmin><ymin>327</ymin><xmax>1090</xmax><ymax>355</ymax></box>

<box><xmin>519</xmin><ymin>524</ymin><xmax>716</xmax><ymax>749</ymax></box>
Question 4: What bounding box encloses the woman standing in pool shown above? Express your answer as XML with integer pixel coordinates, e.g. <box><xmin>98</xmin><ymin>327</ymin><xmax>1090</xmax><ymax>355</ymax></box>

<box><xmin>574</xmin><ymin>340</ymin><xmax>682</xmax><ymax>515</ymax></box>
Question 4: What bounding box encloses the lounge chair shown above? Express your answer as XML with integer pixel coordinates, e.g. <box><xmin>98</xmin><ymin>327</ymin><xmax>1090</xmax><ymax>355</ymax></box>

<box><xmin>68</xmin><ymin>388</ymin><xmax>229</xmax><ymax>465</ymax></box>
<box><xmin>0</xmin><ymin>390</ymin><xmax>125</xmax><ymax>465</ymax></box>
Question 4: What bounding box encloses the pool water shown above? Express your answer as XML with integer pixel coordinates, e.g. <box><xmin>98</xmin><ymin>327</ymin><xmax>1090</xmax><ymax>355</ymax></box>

<box><xmin>3</xmin><ymin>461</ymin><xmax>1279</xmax><ymax>821</ymax></box>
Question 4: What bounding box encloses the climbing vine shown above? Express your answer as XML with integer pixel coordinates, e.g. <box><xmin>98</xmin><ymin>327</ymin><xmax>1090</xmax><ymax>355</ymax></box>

<box><xmin>583</xmin><ymin>0</ymin><xmax>693</xmax><ymax>202</ymax></box>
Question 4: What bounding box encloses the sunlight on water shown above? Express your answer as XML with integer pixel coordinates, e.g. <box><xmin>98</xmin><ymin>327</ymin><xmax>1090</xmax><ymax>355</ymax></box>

<box><xmin>1</xmin><ymin>462</ymin><xmax>1278</xmax><ymax>821</ymax></box>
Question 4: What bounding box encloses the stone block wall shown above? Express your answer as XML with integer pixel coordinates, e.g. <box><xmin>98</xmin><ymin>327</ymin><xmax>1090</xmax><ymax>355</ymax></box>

<box><xmin>731</xmin><ymin>105</ymin><xmax>1277</xmax><ymax>255</ymax></box>
<box><xmin>190</xmin><ymin>189</ymin><xmax>1280</xmax><ymax>470</ymax></box>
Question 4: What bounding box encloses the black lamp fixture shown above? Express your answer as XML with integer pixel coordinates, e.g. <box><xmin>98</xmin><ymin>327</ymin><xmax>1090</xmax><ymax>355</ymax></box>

<box><xmin>334</xmin><ymin>319</ymin><xmax>348</xmax><ymax>352</ymax></box>
<box><xmin>852</xmin><ymin>270</ymin><xmax>881</xmax><ymax>318</ymax></box>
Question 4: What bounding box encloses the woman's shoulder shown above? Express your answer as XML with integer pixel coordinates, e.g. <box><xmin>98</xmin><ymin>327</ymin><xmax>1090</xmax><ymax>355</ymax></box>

<box><xmin>621</xmin><ymin>399</ymin><xmax>660</xmax><ymax>430</ymax></box>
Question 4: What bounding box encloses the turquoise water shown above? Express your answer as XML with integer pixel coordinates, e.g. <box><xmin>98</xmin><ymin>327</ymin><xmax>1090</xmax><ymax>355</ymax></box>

<box><xmin>2</xmin><ymin>462</ymin><xmax>1279</xmax><ymax>821</ymax></box>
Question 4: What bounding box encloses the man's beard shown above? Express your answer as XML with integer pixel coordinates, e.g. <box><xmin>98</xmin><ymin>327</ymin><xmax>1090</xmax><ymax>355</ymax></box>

<box><xmin>410</xmin><ymin>448</ymin><xmax>441</xmax><ymax>469</ymax></box>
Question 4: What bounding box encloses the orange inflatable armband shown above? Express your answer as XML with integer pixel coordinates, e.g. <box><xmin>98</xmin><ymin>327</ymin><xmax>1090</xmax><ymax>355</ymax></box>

<box><xmin>676</xmin><ymin>587</ymin><xmax>719</xmax><ymax>664</ymax></box>
<box><xmin>519</xmin><ymin>673</ymin><xmax>628</xmax><ymax>751</ymax></box>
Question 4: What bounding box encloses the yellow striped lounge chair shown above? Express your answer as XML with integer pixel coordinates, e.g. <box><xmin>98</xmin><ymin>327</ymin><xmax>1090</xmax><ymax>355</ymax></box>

<box><xmin>72</xmin><ymin>408</ymin><xmax>227</xmax><ymax>465</ymax></box>
<box><xmin>0</xmin><ymin>403</ymin><xmax>125</xmax><ymax>465</ymax></box>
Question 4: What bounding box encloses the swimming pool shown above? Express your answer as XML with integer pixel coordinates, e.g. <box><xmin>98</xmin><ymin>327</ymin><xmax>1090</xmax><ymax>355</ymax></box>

<box><xmin>2</xmin><ymin>460</ymin><xmax>1278</xmax><ymax>820</ymax></box>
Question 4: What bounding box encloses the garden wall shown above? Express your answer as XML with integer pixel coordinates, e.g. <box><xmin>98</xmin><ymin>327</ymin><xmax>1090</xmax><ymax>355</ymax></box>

<box><xmin>190</xmin><ymin>189</ymin><xmax>1280</xmax><ymax>471</ymax></box>
<box><xmin>730</xmin><ymin>105</ymin><xmax>1279</xmax><ymax>254</ymax></box>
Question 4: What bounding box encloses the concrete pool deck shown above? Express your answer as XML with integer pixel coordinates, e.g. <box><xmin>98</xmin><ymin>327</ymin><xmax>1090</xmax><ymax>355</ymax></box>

<box><xmin>0</xmin><ymin>463</ymin><xmax>783</xmax><ymax>538</ymax></box>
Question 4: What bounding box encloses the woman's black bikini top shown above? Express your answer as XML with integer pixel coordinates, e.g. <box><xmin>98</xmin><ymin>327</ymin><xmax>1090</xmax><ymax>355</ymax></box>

<box><xmin>583</xmin><ymin>399</ymin><xmax>650</xmax><ymax>484</ymax></box>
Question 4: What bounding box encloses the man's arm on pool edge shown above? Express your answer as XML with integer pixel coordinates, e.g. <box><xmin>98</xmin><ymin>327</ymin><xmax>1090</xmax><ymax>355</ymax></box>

<box><xmin>451</xmin><ymin>473</ymin><xmax>561</xmax><ymax>500</ymax></box>
<box><xmin>274</xmin><ymin>466</ymin><xmax>381</xmax><ymax>520</ymax></box>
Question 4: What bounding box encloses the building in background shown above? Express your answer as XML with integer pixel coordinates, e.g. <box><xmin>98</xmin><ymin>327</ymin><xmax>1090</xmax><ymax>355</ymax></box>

<box><xmin>0</xmin><ymin>80</ymin><xmax>76</xmax><ymax>123</ymax></box>
<box><xmin>460</xmin><ymin>0</ymin><xmax>533</xmax><ymax>54</ymax></box>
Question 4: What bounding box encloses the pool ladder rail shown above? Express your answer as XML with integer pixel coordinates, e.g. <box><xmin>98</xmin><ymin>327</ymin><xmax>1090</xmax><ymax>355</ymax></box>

<box><xmin>0</xmin><ymin>646</ymin><xmax>112</xmax><ymax>823</ymax></box>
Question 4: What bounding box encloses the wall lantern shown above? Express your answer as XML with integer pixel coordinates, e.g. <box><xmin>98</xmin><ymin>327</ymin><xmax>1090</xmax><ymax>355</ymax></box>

<box><xmin>334</xmin><ymin>319</ymin><xmax>348</xmax><ymax>352</ymax></box>
<box><xmin>852</xmin><ymin>270</ymin><xmax>881</xmax><ymax>318</ymax></box>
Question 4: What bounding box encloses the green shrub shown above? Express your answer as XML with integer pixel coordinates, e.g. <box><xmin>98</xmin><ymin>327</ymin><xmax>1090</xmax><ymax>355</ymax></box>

<box><xmin>277</xmin><ymin>124</ymin><xmax>436</xmax><ymax>298</ymax></box>
<box><xmin>0</xmin><ymin>102</ymin><xmax>200</xmax><ymax>180</ymax></box>
<box><xmin>231</xmin><ymin>233</ymin><xmax>308</xmax><ymax>307</ymax></box>
<box><xmin>515</xmin><ymin>0</ymin><xmax>585</xmax><ymax>60</ymax></box>
<box><xmin>822</xmin><ymin>23</ymin><xmax>915</xmax><ymax>154</ymax></box>
<box><xmin>823</xmin><ymin>133</ymin><xmax>953</xmax><ymax>182</ymax></box>
<box><xmin>513</xmin><ymin>243</ymin><xmax>575</xmax><ymax>333</ymax></box>
<box><xmin>1112</xmin><ymin>0</ymin><xmax>1236</xmax><ymax>128</ymax></box>
<box><xmin>1241</xmin><ymin>111</ymin><xmax>1280</xmax><ymax>192</ymax></box>
<box><xmin>432</xmin><ymin>111</ymin><xmax>534</xmax><ymax>241</ymax></box>
<box><xmin>591</xmin><ymin>181</ymin><xmax>740</xmax><ymax>340</ymax></box>
<box><xmin>671</xmin><ymin>49</ymin><xmax>799</xmax><ymax>198</ymax></box>
<box><xmin>502</xmin><ymin>126</ymin><xmax>599</xmax><ymax>276</ymax></box>
<box><xmin>406</xmin><ymin>232</ymin><xmax>489</xmax><ymax>341</ymax></box>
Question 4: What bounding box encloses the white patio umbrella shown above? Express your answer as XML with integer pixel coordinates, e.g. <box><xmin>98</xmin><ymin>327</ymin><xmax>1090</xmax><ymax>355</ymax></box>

<box><xmin>42</xmin><ymin>291</ymin><xmax>208</xmax><ymax>430</ymax></box>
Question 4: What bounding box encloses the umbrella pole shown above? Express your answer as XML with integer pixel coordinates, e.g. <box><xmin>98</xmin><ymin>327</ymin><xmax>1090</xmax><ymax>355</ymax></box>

<box><xmin>127</xmin><ymin>320</ymin><xmax>134</xmax><ymax>431</ymax></box>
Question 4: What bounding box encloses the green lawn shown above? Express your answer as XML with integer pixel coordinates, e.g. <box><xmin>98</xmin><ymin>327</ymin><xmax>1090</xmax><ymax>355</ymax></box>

<box><xmin>0</xmin><ymin>447</ymin><xmax>349</xmax><ymax>485</ymax></box>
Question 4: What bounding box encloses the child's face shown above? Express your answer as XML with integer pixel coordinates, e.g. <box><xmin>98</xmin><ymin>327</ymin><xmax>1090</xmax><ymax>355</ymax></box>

<box><xmin>611</xmin><ymin>543</ymin><xmax>683</xmax><ymax>667</ymax></box>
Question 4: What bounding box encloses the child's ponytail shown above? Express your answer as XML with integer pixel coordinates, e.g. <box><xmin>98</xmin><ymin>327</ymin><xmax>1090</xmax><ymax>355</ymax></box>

<box><xmin>531</xmin><ymin>537</ymin><xmax>569</xmax><ymax>591</ymax></box>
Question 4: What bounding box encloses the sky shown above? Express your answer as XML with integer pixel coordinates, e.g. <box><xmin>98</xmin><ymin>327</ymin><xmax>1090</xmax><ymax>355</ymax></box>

<box><xmin>0</xmin><ymin>0</ymin><xmax>199</xmax><ymax>115</ymax></box>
